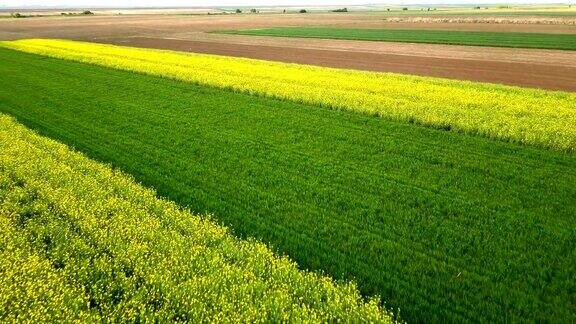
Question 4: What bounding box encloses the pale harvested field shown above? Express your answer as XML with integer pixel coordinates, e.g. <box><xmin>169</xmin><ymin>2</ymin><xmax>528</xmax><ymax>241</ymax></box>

<box><xmin>1</xmin><ymin>13</ymin><xmax>575</xmax><ymax>90</ymax></box>
<box><xmin>381</xmin><ymin>16</ymin><xmax>576</xmax><ymax>28</ymax></box>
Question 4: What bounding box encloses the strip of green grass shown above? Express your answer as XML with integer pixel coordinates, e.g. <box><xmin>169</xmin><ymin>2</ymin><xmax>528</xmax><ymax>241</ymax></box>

<box><xmin>0</xmin><ymin>48</ymin><xmax>575</xmax><ymax>323</ymax></box>
<box><xmin>221</xmin><ymin>27</ymin><xmax>576</xmax><ymax>50</ymax></box>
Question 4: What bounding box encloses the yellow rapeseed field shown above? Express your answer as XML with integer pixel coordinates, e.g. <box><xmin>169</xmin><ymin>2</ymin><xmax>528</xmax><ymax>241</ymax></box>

<box><xmin>0</xmin><ymin>114</ymin><xmax>392</xmax><ymax>322</ymax></box>
<box><xmin>1</xmin><ymin>39</ymin><xmax>575</xmax><ymax>151</ymax></box>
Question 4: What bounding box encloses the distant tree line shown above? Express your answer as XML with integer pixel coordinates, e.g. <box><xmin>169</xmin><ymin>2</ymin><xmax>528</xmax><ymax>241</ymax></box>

<box><xmin>9</xmin><ymin>10</ymin><xmax>94</xmax><ymax>19</ymax></box>
<box><xmin>233</xmin><ymin>7</ymin><xmax>356</xmax><ymax>14</ymax></box>
<box><xmin>60</xmin><ymin>11</ymin><xmax>94</xmax><ymax>16</ymax></box>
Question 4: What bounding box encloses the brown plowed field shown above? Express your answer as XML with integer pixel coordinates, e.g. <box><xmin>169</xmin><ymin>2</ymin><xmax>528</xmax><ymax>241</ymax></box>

<box><xmin>1</xmin><ymin>13</ymin><xmax>575</xmax><ymax>91</ymax></box>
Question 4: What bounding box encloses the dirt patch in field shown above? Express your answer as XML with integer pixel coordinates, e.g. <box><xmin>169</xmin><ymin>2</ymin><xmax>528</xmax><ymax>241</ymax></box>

<box><xmin>1</xmin><ymin>13</ymin><xmax>575</xmax><ymax>91</ymax></box>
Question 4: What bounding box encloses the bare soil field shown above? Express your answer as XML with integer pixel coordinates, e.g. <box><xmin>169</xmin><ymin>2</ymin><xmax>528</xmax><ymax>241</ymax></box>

<box><xmin>1</xmin><ymin>13</ymin><xmax>575</xmax><ymax>90</ymax></box>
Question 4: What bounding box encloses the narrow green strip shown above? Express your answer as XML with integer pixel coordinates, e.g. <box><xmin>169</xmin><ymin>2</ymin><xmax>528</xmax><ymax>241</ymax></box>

<box><xmin>221</xmin><ymin>27</ymin><xmax>576</xmax><ymax>50</ymax></box>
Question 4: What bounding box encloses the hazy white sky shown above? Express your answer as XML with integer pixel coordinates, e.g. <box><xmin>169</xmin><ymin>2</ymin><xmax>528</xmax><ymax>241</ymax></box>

<box><xmin>0</xmin><ymin>0</ymin><xmax>570</xmax><ymax>7</ymax></box>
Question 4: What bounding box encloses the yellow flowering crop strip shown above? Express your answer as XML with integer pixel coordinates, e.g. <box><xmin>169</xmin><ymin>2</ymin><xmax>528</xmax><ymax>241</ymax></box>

<box><xmin>0</xmin><ymin>217</ymin><xmax>99</xmax><ymax>322</ymax></box>
<box><xmin>1</xmin><ymin>39</ymin><xmax>575</xmax><ymax>151</ymax></box>
<box><xmin>0</xmin><ymin>114</ymin><xmax>392</xmax><ymax>322</ymax></box>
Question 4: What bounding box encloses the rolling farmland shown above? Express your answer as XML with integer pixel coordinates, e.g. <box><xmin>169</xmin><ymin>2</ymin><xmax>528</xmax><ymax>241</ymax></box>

<box><xmin>1</xmin><ymin>47</ymin><xmax>575</xmax><ymax>323</ymax></box>
<box><xmin>222</xmin><ymin>27</ymin><xmax>576</xmax><ymax>50</ymax></box>
<box><xmin>1</xmin><ymin>5</ymin><xmax>576</xmax><ymax>323</ymax></box>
